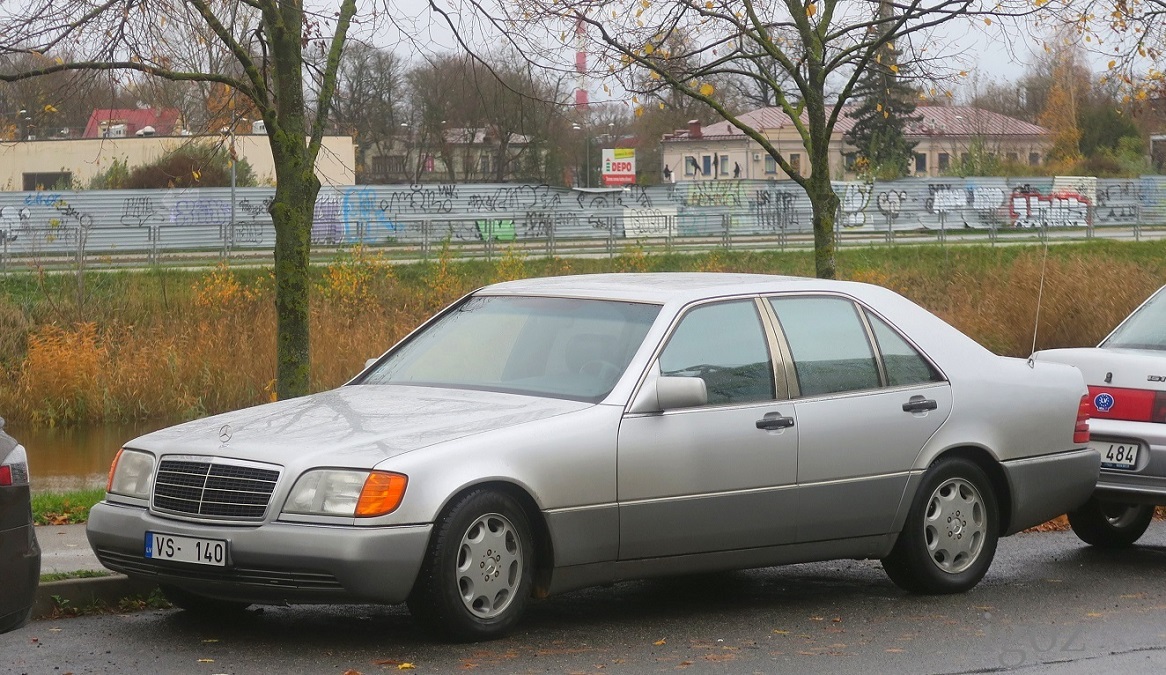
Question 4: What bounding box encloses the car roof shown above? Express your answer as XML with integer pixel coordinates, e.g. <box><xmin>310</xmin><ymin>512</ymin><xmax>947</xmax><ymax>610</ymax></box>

<box><xmin>479</xmin><ymin>272</ymin><xmax>869</xmax><ymax>305</ymax></box>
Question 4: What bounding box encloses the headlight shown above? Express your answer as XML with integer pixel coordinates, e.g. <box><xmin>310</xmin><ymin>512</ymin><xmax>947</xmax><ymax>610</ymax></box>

<box><xmin>283</xmin><ymin>469</ymin><xmax>407</xmax><ymax>518</ymax></box>
<box><xmin>107</xmin><ymin>448</ymin><xmax>156</xmax><ymax>500</ymax></box>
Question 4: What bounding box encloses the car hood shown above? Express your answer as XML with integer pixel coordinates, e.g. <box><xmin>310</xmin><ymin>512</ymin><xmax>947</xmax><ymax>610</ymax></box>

<box><xmin>126</xmin><ymin>385</ymin><xmax>592</xmax><ymax>467</ymax></box>
<box><xmin>1033</xmin><ymin>347</ymin><xmax>1166</xmax><ymax>391</ymax></box>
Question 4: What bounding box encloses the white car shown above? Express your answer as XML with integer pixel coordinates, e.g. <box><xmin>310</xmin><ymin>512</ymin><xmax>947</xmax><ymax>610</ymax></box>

<box><xmin>1035</xmin><ymin>284</ymin><xmax>1166</xmax><ymax>547</ymax></box>
<box><xmin>88</xmin><ymin>273</ymin><xmax>1099</xmax><ymax>640</ymax></box>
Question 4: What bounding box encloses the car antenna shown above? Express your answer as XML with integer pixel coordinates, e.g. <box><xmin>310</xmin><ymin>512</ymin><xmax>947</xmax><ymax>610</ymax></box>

<box><xmin>1027</xmin><ymin>227</ymin><xmax>1052</xmax><ymax>368</ymax></box>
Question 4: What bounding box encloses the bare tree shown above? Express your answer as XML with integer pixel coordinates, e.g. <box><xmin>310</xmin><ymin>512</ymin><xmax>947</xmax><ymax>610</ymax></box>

<box><xmin>437</xmin><ymin>0</ymin><xmax>1037</xmax><ymax>278</ymax></box>
<box><xmin>1</xmin><ymin>0</ymin><xmax>361</xmax><ymax>398</ymax></box>
<box><xmin>334</xmin><ymin>42</ymin><xmax>406</xmax><ymax>183</ymax></box>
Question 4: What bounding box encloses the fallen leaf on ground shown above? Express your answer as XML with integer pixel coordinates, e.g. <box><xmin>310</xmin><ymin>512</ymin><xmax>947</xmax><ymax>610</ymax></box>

<box><xmin>654</xmin><ymin>638</ymin><xmax>667</xmax><ymax>646</ymax></box>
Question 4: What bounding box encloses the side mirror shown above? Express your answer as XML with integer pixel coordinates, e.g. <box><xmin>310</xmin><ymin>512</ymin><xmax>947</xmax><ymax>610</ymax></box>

<box><xmin>657</xmin><ymin>376</ymin><xmax>708</xmax><ymax>410</ymax></box>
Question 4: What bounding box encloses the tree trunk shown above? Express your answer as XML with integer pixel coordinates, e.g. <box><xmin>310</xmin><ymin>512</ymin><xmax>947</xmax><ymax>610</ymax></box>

<box><xmin>268</xmin><ymin>135</ymin><xmax>320</xmax><ymax>399</ymax></box>
<box><xmin>806</xmin><ymin>139</ymin><xmax>838</xmax><ymax>280</ymax></box>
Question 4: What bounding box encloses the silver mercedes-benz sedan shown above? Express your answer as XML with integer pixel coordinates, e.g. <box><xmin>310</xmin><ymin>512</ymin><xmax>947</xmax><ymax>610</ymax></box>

<box><xmin>87</xmin><ymin>273</ymin><xmax>1099</xmax><ymax>640</ymax></box>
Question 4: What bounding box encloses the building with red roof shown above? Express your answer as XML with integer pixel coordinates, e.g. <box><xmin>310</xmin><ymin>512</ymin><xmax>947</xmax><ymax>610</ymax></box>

<box><xmin>661</xmin><ymin>105</ymin><xmax>1051</xmax><ymax>181</ymax></box>
<box><xmin>83</xmin><ymin>108</ymin><xmax>183</xmax><ymax>138</ymax></box>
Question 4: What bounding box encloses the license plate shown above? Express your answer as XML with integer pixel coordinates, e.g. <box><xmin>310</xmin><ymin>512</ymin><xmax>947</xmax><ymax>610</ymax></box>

<box><xmin>145</xmin><ymin>532</ymin><xmax>228</xmax><ymax>567</ymax></box>
<box><xmin>1092</xmin><ymin>441</ymin><xmax>1140</xmax><ymax>470</ymax></box>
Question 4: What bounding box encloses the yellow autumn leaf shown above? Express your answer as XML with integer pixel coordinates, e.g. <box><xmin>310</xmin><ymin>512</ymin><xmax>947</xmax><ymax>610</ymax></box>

<box><xmin>603</xmin><ymin>84</ymin><xmax>611</xmax><ymax>93</ymax></box>
<box><xmin>192</xmin><ymin>169</ymin><xmax>201</xmax><ymax>181</ymax></box>
<box><xmin>654</xmin><ymin>638</ymin><xmax>667</xmax><ymax>645</ymax></box>
<box><xmin>1108</xmin><ymin>60</ymin><xmax>1116</xmax><ymax>69</ymax></box>
<box><xmin>632</xmin><ymin>95</ymin><xmax>639</xmax><ymax>103</ymax></box>
<box><xmin>43</xmin><ymin>104</ymin><xmax>58</xmax><ymax>113</ymax></box>
<box><xmin>705</xmin><ymin>0</ymin><xmax>713</xmax><ymax>8</ymax></box>
<box><xmin>636</xmin><ymin>106</ymin><xmax>646</xmax><ymax>117</ymax></box>
<box><xmin>806</xmin><ymin>2</ymin><xmax>817</xmax><ymax>17</ymax></box>
<box><xmin>699</xmin><ymin>82</ymin><xmax>715</xmax><ymax>96</ymax></box>
<box><xmin>959</xmin><ymin>71</ymin><xmax>968</xmax><ymax>77</ymax></box>
<box><xmin>984</xmin><ymin>17</ymin><xmax>992</xmax><ymax>25</ymax></box>
<box><xmin>876</xmin><ymin>103</ymin><xmax>883</xmax><ymax>111</ymax></box>
<box><xmin>658</xmin><ymin>102</ymin><xmax>665</xmax><ymax>109</ymax></box>
<box><xmin>645</xmin><ymin>43</ymin><xmax>655</xmax><ymax>55</ymax></box>
<box><xmin>398</xmin><ymin>664</ymin><xmax>416</xmax><ymax>671</ymax></box>
<box><xmin>883</xmin><ymin>111</ymin><xmax>889</xmax><ymax>118</ymax></box>
<box><xmin>890</xmin><ymin>64</ymin><xmax>899</xmax><ymax>73</ymax></box>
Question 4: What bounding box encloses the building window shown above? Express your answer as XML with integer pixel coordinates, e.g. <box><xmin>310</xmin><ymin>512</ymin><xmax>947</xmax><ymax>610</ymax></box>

<box><xmin>386</xmin><ymin>155</ymin><xmax>407</xmax><ymax>173</ymax></box>
<box><xmin>719</xmin><ymin>154</ymin><xmax>730</xmax><ymax>175</ymax></box>
<box><xmin>702</xmin><ymin>155</ymin><xmax>712</xmax><ymax>176</ymax></box>
<box><xmin>1029</xmin><ymin>152</ymin><xmax>1041</xmax><ymax>166</ymax></box>
<box><xmin>685</xmin><ymin>156</ymin><xmax>698</xmax><ymax>176</ymax></box>
<box><xmin>479</xmin><ymin>154</ymin><xmax>492</xmax><ymax>175</ymax></box>
<box><xmin>844</xmin><ymin>153</ymin><xmax>857</xmax><ymax>170</ymax></box>
<box><xmin>1006</xmin><ymin>152</ymin><xmax>1018</xmax><ymax>162</ymax></box>
<box><xmin>765</xmin><ymin>155</ymin><xmax>777</xmax><ymax>174</ymax></box>
<box><xmin>424</xmin><ymin>155</ymin><xmax>435</xmax><ymax>172</ymax></box>
<box><xmin>790</xmin><ymin>153</ymin><xmax>801</xmax><ymax>173</ymax></box>
<box><xmin>938</xmin><ymin>153</ymin><xmax>950</xmax><ymax>171</ymax></box>
<box><xmin>23</xmin><ymin>172</ymin><xmax>73</xmax><ymax>191</ymax></box>
<box><xmin>914</xmin><ymin>153</ymin><xmax>927</xmax><ymax>174</ymax></box>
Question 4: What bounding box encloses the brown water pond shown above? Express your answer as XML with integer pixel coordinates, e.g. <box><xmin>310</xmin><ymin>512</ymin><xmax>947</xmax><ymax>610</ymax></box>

<box><xmin>7</xmin><ymin>420</ymin><xmax>177</xmax><ymax>492</ymax></box>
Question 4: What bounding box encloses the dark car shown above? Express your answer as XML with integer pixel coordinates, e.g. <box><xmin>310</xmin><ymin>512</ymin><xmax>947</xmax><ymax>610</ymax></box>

<box><xmin>0</xmin><ymin>419</ymin><xmax>40</xmax><ymax>633</ymax></box>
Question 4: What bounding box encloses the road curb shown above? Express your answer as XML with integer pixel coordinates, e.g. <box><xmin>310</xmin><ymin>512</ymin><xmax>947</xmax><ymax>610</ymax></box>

<box><xmin>32</xmin><ymin>575</ymin><xmax>159</xmax><ymax>620</ymax></box>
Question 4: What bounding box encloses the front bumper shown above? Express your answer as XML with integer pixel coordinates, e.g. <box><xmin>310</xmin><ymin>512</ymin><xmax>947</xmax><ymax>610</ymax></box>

<box><xmin>1000</xmin><ymin>448</ymin><xmax>1100</xmax><ymax>535</ymax></box>
<box><xmin>86</xmin><ymin>501</ymin><xmax>432</xmax><ymax>605</ymax></box>
<box><xmin>1086</xmin><ymin>418</ymin><xmax>1166</xmax><ymax>504</ymax></box>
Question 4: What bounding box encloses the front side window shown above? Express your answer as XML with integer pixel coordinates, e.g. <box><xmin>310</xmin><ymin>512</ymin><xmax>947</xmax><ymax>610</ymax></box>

<box><xmin>769</xmin><ymin>296</ymin><xmax>879</xmax><ymax>397</ymax></box>
<box><xmin>659</xmin><ymin>300</ymin><xmax>775</xmax><ymax>405</ymax></box>
<box><xmin>360</xmin><ymin>296</ymin><xmax>660</xmax><ymax>401</ymax></box>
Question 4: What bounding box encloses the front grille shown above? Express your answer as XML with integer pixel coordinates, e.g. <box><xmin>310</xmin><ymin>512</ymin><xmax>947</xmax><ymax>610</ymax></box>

<box><xmin>152</xmin><ymin>458</ymin><xmax>280</xmax><ymax>521</ymax></box>
<box><xmin>95</xmin><ymin>548</ymin><xmax>343</xmax><ymax>590</ymax></box>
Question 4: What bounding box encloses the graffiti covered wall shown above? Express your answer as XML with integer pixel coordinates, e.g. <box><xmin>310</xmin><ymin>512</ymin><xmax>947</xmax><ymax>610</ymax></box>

<box><xmin>1</xmin><ymin>176</ymin><xmax>1165</xmax><ymax>257</ymax></box>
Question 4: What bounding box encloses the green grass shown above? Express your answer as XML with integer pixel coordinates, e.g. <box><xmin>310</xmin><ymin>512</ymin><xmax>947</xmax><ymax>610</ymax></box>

<box><xmin>31</xmin><ymin>488</ymin><xmax>106</xmax><ymax>525</ymax></box>
<box><xmin>40</xmin><ymin>570</ymin><xmax>112</xmax><ymax>583</ymax></box>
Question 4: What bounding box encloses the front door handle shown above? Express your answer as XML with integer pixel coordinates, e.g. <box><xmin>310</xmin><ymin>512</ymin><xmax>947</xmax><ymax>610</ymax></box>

<box><xmin>902</xmin><ymin>395</ymin><xmax>938</xmax><ymax>413</ymax></box>
<box><xmin>756</xmin><ymin>412</ymin><xmax>795</xmax><ymax>430</ymax></box>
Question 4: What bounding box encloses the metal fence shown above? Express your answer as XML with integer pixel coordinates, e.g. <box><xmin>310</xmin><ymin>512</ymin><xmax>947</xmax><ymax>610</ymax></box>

<box><xmin>1</xmin><ymin>175</ymin><xmax>1164</xmax><ymax>269</ymax></box>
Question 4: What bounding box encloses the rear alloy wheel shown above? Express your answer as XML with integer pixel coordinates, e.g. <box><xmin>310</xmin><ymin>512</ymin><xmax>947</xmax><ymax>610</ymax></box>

<box><xmin>1067</xmin><ymin>498</ymin><xmax>1154</xmax><ymax>548</ymax></box>
<box><xmin>408</xmin><ymin>489</ymin><xmax>534</xmax><ymax>641</ymax></box>
<box><xmin>882</xmin><ymin>458</ymin><xmax>999</xmax><ymax>594</ymax></box>
<box><xmin>160</xmin><ymin>585</ymin><xmax>250</xmax><ymax>615</ymax></box>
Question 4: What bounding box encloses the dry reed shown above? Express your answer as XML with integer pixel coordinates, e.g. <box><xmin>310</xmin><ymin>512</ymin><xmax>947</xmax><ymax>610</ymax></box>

<box><xmin>2</xmin><ymin>241</ymin><xmax>1165</xmax><ymax>426</ymax></box>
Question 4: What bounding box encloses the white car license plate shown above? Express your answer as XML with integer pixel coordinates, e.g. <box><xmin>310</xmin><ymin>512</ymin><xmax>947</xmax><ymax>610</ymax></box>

<box><xmin>145</xmin><ymin>532</ymin><xmax>228</xmax><ymax>567</ymax></box>
<box><xmin>1092</xmin><ymin>441</ymin><xmax>1140</xmax><ymax>470</ymax></box>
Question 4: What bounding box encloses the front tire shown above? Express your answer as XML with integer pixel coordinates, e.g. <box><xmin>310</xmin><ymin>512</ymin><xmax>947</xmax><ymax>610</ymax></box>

<box><xmin>408</xmin><ymin>489</ymin><xmax>534</xmax><ymax>641</ymax></box>
<box><xmin>1067</xmin><ymin>498</ymin><xmax>1154</xmax><ymax>548</ymax></box>
<box><xmin>882</xmin><ymin>458</ymin><xmax>999</xmax><ymax>594</ymax></box>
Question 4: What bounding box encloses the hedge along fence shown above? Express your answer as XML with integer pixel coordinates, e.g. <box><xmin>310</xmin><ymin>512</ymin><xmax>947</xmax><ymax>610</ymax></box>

<box><xmin>1</xmin><ymin>176</ymin><xmax>1164</xmax><ymax>267</ymax></box>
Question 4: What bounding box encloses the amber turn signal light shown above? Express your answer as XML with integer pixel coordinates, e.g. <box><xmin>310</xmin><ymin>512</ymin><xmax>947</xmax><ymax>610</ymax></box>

<box><xmin>356</xmin><ymin>471</ymin><xmax>408</xmax><ymax>517</ymax></box>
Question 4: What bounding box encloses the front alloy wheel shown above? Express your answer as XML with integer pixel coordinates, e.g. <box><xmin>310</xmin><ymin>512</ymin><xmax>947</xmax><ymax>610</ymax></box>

<box><xmin>883</xmin><ymin>458</ymin><xmax>999</xmax><ymax>594</ymax></box>
<box><xmin>408</xmin><ymin>489</ymin><xmax>534</xmax><ymax>641</ymax></box>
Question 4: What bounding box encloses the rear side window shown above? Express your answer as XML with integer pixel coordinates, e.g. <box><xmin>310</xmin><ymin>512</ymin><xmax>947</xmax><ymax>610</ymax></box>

<box><xmin>659</xmin><ymin>300</ymin><xmax>776</xmax><ymax>405</ymax></box>
<box><xmin>865</xmin><ymin>310</ymin><xmax>943</xmax><ymax>386</ymax></box>
<box><xmin>769</xmin><ymin>297</ymin><xmax>879</xmax><ymax>396</ymax></box>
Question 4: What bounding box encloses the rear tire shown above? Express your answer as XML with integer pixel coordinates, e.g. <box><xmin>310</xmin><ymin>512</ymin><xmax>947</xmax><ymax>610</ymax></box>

<box><xmin>160</xmin><ymin>585</ymin><xmax>250</xmax><ymax>615</ymax></box>
<box><xmin>408</xmin><ymin>489</ymin><xmax>534</xmax><ymax>642</ymax></box>
<box><xmin>1067</xmin><ymin>498</ymin><xmax>1154</xmax><ymax>548</ymax></box>
<box><xmin>882</xmin><ymin>458</ymin><xmax>999</xmax><ymax>594</ymax></box>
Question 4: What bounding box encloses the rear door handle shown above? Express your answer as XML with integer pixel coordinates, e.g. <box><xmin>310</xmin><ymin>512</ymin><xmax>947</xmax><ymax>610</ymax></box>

<box><xmin>756</xmin><ymin>412</ymin><xmax>795</xmax><ymax>430</ymax></box>
<box><xmin>902</xmin><ymin>396</ymin><xmax>938</xmax><ymax>413</ymax></box>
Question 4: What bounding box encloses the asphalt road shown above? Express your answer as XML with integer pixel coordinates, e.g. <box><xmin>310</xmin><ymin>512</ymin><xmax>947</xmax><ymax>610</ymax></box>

<box><xmin>4</xmin><ymin>524</ymin><xmax>1166</xmax><ymax>675</ymax></box>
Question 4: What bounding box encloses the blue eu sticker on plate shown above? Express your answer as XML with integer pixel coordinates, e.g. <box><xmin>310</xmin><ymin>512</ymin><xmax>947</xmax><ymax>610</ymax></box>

<box><xmin>1094</xmin><ymin>392</ymin><xmax>1115</xmax><ymax>412</ymax></box>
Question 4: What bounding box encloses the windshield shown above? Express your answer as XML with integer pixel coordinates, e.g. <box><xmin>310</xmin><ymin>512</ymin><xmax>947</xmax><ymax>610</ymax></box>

<box><xmin>1104</xmin><ymin>287</ymin><xmax>1166</xmax><ymax>351</ymax></box>
<box><xmin>357</xmin><ymin>295</ymin><xmax>661</xmax><ymax>401</ymax></box>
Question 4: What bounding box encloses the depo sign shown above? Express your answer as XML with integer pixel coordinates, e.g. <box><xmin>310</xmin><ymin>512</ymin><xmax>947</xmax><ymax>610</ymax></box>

<box><xmin>602</xmin><ymin>148</ymin><xmax>636</xmax><ymax>186</ymax></box>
